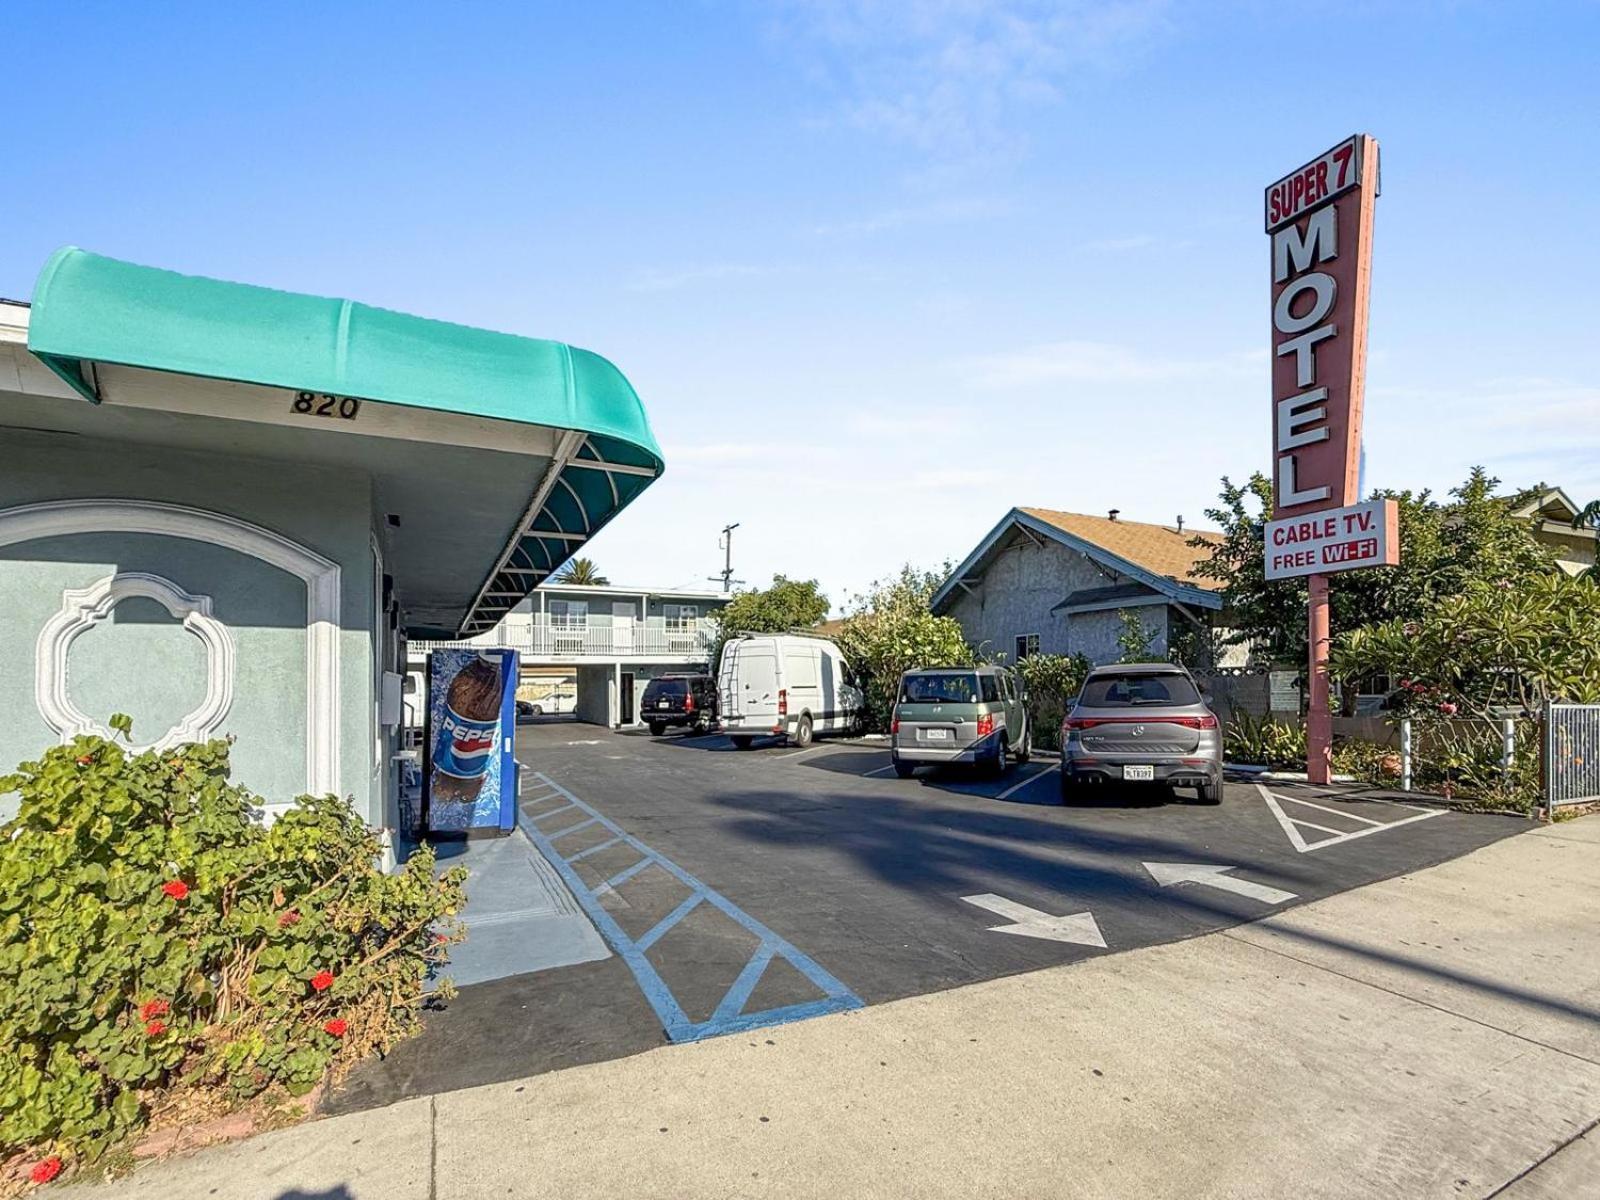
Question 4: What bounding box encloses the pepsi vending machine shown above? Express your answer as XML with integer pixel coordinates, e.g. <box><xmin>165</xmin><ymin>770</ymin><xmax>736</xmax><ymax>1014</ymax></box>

<box><xmin>423</xmin><ymin>648</ymin><xmax>519</xmax><ymax>838</ymax></box>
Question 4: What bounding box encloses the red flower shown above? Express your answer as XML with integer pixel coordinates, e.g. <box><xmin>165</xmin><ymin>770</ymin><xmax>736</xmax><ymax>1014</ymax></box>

<box><xmin>161</xmin><ymin>880</ymin><xmax>189</xmax><ymax>901</ymax></box>
<box><xmin>277</xmin><ymin>910</ymin><xmax>302</xmax><ymax>928</ymax></box>
<box><xmin>145</xmin><ymin>1020</ymin><xmax>166</xmax><ymax>1037</ymax></box>
<box><xmin>310</xmin><ymin>970</ymin><xmax>335</xmax><ymax>993</ymax></box>
<box><xmin>139</xmin><ymin>999</ymin><xmax>170</xmax><ymax>1021</ymax></box>
<box><xmin>30</xmin><ymin>1157</ymin><xmax>63</xmax><ymax>1184</ymax></box>
<box><xmin>76</xmin><ymin>755</ymin><xmax>94</xmax><ymax>766</ymax></box>
<box><xmin>323</xmin><ymin>1018</ymin><xmax>348</xmax><ymax>1038</ymax></box>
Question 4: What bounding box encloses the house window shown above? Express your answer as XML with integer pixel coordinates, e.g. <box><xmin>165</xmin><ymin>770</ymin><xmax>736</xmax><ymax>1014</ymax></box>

<box><xmin>663</xmin><ymin>603</ymin><xmax>698</xmax><ymax>631</ymax></box>
<box><xmin>549</xmin><ymin>599</ymin><xmax>588</xmax><ymax>629</ymax></box>
<box><xmin>1015</xmin><ymin>634</ymin><xmax>1040</xmax><ymax>661</ymax></box>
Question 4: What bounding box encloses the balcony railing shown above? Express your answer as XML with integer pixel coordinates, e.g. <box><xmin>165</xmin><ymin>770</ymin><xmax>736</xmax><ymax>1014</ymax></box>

<box><xmin>411</xmin><ymin>617</ymin><xmax>716</xmax><ymax>662</ymax></box>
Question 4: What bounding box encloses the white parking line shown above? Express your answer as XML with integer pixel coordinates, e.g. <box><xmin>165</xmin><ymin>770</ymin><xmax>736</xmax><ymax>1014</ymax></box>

<box><xmin>997</xmin><ymin>763</ymin><xmax>1059</xmax><ymax>800</ymax></box>
<box><xmin>863</xmin><ymin>763</ymin><xmax>898</xmax><ymax>777</ymax></box>
<box><xmin>1276</xmin><ymin>794</ymin><xmax>1389</xmax><ymax>826</ymax></box>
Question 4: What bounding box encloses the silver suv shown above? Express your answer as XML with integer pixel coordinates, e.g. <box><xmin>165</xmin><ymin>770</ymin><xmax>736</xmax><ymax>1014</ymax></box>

<box><xmin>1059</xmin><ymin>663</ymin><xmax>1222</xmax><ymax>804</ymax></box>
<box><xmin>891</xmin><ymin>665</ymin><xmax>1031</xmax><ymax>779</ymax></box>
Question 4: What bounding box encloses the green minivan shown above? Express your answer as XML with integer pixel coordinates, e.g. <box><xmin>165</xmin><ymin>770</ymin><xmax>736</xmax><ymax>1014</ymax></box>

<box><xmin>890</xmin><ymin>665</ymin><xmax>1031</xmax><ymax>779</ymax></box>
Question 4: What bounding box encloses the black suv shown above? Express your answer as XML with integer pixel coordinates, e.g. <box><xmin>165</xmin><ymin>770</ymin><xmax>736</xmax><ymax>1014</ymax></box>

<box><xmin>641</xmin><ymin>674</ymin><xmax>718</xmax><ymax>736</ymax></box>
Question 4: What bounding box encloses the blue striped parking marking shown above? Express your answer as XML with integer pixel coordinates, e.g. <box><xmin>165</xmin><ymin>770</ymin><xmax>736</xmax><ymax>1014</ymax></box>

<box><xmin>520</xmin><ymin>772</ymin><xmax>863</xmax><ymax>1043</ymax></box>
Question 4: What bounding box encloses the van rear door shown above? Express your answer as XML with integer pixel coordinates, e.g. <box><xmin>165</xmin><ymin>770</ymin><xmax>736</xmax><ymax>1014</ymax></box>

<box><xmin>740</xmin><ymin>647</ymin><xmax>781</xmax><ymax>727</ymax></box>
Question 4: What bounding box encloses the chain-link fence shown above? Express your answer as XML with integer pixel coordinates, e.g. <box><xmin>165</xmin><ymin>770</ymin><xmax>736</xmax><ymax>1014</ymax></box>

<box><xmin>1544</xmin><ymin>702</ymin><xmax>1600</xmax><ymax>809</ymax></box>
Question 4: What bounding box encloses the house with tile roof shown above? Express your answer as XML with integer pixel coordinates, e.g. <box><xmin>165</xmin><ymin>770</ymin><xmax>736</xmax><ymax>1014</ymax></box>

<box><xmin>930</xmin><ymin>507</ymin><xmax>1245</xmax><ymax>668</ymax></box>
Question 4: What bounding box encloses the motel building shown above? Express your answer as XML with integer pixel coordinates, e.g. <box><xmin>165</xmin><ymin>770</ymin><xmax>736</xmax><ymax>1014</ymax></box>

<box><xmin>0</xmin><ymin>248</ymin><xmax>662</xmax><ymax>859</ymax></box>
<box><xmin>408</xmin><ymin>581</ymin><xmax>730</xmax><ymax>729</ymax></box>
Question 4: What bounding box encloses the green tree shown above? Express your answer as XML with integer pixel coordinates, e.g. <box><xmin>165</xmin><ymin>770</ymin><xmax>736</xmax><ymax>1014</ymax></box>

<box><xmin>1115</xmin><ymin>608</ymin><xmax>1158</xmax><ymax>662</ymax></box>
<box><xmin>835</xmin><ymin>564</ymin><xmax>973</xmax><ymax>731</ymax></box>
<box><xmin>1192</xmin><ymin>467</ymin><xmax>1556</xmax><ymax>661</ymax></box>
<box><xmin>1014</xmin><ymin>652</ymin><xmax>1093</xmax><ymax>751</ymax></box>
<box><xmin>553</xmin><ymin>557</ymin><xmax>608</xmax><ymax>586</ymax></box>
<box><xmin>717</xmin><ymin>575</ymin><xmax>831</xmax><ymax>635</ymax></box>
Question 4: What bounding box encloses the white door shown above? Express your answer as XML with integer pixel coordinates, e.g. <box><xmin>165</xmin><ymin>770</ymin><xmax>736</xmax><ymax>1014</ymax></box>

<box><xmin>783</xmin><ymin>647</ymin><xmax>820</xmax><ymax>724</ymax></box>
<box><xmin>739</xmin><ymin>649</ymin><xmax>781</xmax><ymax>725</ymax></box>
<box><xmin>612</xmin><ymin>602</ymin><xmax>634</xmax><ymax>653</ymax></box>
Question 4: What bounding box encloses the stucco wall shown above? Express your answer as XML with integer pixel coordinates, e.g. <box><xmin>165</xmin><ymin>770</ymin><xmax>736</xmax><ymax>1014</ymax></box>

<box><xmin>0</xmin><ymin>429</ymin><xmax>378</xmax><ymax>825</ymax></box>
<box><xmin>942</xmin><ymin>534</ymin><xmax>1173</xmax><ymax>665</ymax></box>
<box><xmin>574</xmin><ymin>664</ymin><xmax>614</xmax><ymax>726</ymax></box>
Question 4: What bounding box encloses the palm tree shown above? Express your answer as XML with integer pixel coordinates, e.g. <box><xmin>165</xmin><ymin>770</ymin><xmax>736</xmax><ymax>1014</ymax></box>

<box><xmin>553</xmin><ymin>557</ymin><xmax>608</xmax><ymax>586</ymax></box>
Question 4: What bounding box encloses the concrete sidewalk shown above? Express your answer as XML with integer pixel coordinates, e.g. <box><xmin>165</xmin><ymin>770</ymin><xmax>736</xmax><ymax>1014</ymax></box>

<box><xmin>94</xmin><ymin>817</ymin><xmax>1600</xmax><ymax>1199</ymax></box>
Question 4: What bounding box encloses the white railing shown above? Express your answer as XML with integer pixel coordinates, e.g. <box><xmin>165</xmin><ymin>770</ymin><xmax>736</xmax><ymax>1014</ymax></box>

<box><xmin>412</xmin><ymin>618</ymin><xmax>716</xmax><ymax>662</ymax></box>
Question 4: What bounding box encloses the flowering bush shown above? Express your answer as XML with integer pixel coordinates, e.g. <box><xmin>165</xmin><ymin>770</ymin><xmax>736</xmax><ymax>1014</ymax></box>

<box><xmin>0</xmin><ymin>732</ymin><xmax>467</xmax><ymax>1173</ymax></box>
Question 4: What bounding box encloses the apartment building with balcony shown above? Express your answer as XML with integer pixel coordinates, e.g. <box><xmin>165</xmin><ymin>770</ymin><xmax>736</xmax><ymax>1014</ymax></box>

<box><xmin>409</xmin><ymin>583</ymin><xmax>729</xmax><ymax>727</ymax></box>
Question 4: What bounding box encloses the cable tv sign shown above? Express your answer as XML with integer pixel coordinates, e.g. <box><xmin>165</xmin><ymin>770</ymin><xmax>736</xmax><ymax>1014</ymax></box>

<box><xmin>1264</xmin><ymin>133</ymin><xmax>1397</xmax><ymax>573</ymax></box>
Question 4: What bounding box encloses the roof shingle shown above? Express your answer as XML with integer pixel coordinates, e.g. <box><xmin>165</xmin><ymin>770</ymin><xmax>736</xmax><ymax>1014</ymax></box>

<box><xmin>1019</xmin><ymin>508</ymin><xmax>1224</xmax><ymax>592</ymax></box>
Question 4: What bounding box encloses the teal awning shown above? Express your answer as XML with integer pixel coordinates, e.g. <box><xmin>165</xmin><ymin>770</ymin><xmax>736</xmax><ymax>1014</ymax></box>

<box><xmin>26</xmin><ymin>247</ymin><xmax>664</xmax><ymax>638</ymax></box>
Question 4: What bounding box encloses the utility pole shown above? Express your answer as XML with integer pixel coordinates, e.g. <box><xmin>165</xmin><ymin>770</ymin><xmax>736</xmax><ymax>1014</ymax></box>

<box><xmin>708</xmin><ymin>522</ymin><xmax>742</xmax><ymax>592</ymax></box>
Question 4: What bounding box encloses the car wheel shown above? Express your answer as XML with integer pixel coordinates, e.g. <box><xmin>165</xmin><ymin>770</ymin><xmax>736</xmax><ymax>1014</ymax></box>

<box><xmin>531</xmin><ymin>705</ymin><xmax>543</xmax><ymax>717</ymax></box>
<box><xmin>1196</xmin><ymin>779</ymin><xmax>1223</xmax><ymax>805</ymax></box>
<box><xmin>984</xmin><ymin>737</ymin><xmax>1008</xmax><ymax>779</ymax></box>
<box><xmin>1015</xmin><ymin>728</ymin><xmax>1032</xmax><ymax>765</ymax></box>
<box><xmin>791</xmin><ymin>714</ymin><xmax>814</xmax><ymax>748</ymax></box>
<box><xmin>648</xmin><ymin>722</ymin><xmax>665</xmax><ymax>737</ymax></box>
<box><xmin>731</xmin><ymin>736</ymin><xmax>753</xmax><ymax>750</ymax></box>
<box><xmin>893</xmin><ymin>756</ymin><xmax>916</xmax><ymax>779</ymax></box>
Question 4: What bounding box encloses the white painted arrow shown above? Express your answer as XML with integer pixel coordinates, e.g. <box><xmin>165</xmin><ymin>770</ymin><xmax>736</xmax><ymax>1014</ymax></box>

<box><xmin>1143</xmin><ymin>862</ymin><xmax>1296</xmax><ymax>905</ymax></box>
<box><xmin>961</xmin><ymin>893</ymin><xmax>1107</xmax><ymax>947</ymax></box>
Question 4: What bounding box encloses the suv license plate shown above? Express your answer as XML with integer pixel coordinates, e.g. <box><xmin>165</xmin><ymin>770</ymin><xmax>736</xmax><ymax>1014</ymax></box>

<box><xmin>924</xmin><ymin>729</ymin><xmax>950</xmax><ymax>741</ymax></box>
<box><xmin>1123</xmin><ymin>765</ymin><xmax>1155</xmax><ymax>781</ymax></box>
<box><xmin>658</xmin><ymin>701</ymin><xmax>671</xmax><ymax>709</ymax></box>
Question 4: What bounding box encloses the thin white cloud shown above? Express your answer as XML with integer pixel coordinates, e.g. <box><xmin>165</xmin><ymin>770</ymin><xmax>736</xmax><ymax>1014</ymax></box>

<box><xmin>664</xmin><ymin>441</ymin><xmax>789</xmax><ymax>463</ymax></box>
<box><xmin>774</xmin><ymin>1</ymin><xmax>1172</xmax><ymax>168</ymax></box>
<box><xmin>810</xmin><ymin>195</ymin><xmax>1008</xmax><ymax>236</ymax></box>
<box><xmin>624</xmin><ymin>263</ymin><xmax>770</xmax><ymax>293</ymax></box>
<box><xmin>1080</xmin><ymin>233</ymin><xmax>1157</xmax><ymax>252</ymax></box>
<box><xmin>957</xmin><ymin>339</ymin><xmax>1263</xmax><ymax>389</ymax></box>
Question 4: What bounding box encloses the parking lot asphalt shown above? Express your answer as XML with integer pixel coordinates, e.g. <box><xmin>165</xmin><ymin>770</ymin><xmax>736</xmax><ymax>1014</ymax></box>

<box><xmin>327</xmin><ymin>720</ymin><xmax>1530</xmax><ymax>1114</ymax></box>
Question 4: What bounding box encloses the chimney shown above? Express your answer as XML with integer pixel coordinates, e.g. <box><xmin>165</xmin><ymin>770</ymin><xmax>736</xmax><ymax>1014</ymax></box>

<box><xmin>1108</xmin><ymin>508</ymin><xmax>1120</xmax><ymax>521</ymax></box>
<box><xmin>1176</xmin><ymin>515</ymin><xmax>1184</xmax><ymax>533</ymax></box>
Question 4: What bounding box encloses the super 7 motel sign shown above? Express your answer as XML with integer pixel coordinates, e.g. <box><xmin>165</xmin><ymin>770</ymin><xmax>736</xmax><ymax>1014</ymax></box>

<box><xmin>1263</xmin><ymin>135</ymin><xmax>1398</xmax><ymax>782</ymax></box>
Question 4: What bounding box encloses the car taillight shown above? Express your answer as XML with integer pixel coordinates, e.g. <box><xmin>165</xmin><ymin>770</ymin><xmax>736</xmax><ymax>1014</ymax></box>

<box><xmin>1064</xmin><ymin>714</ymin><xmax>1216</xmax><ymax>729</ymax></box>
<box><xmin>684</xmin><ymin>694</ymin><xmax>695</xmax><ymax>713</ymax></box>
<box><xmin>976</xmin><ymin>713</ymin><xmax>994</xmax><ymax>738</ymax></box>
<box><xmin>777</xmin><ymin>689</ymin><xmax>787</xmax><ymax>717</ymax></box>
<box><xmin>890</xmin><ymin>717</ymin><xmax>900</xmax><ymax>735</ymax></box>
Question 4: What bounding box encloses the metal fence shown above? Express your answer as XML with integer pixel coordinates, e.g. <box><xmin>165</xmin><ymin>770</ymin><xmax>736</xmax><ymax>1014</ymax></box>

<box><xmin>1544</xmin><ymin>702</ymin><xmax>1600</xmax><ymax>808</ymax></box>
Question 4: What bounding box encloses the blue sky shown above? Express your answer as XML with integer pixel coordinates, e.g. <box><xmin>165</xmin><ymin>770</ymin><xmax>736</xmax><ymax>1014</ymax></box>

<box><xmin>7</xmin><ymin>1</ymin><xmax>1597</xmax><ymax>607</ymax></box>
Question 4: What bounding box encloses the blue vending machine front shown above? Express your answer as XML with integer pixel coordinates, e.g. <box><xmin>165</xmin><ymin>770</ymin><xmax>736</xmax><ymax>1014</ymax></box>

<box><xmin>423</xmin><ymin>648</ymin><xmax>519</xmax><ymax>837</ymax></box>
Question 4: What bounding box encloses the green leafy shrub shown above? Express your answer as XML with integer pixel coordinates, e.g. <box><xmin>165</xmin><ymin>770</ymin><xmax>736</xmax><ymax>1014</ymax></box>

<box><xmin>835</xmin><ymin>565</ymin><xmax>974</xmax><ymax>732</ymax></box>
<box><xmin>0</xmin><ymin>733</ymin><xmax>466</xmax><ymax>1168</ymax></box>
<box><xmin>1223</xmin><ymin>713</ymin><xmax>1307</xmax><ymax>767</ymax></box>
<box><xmin>1014</xmin><ymin>653</ymin><xmax>1092</xmax><ymax>751</ymax></box>
<box><xmin>1330</xmin><ymin>738</ymin><xmax>1400</xmax><ymax>783</ymax></box>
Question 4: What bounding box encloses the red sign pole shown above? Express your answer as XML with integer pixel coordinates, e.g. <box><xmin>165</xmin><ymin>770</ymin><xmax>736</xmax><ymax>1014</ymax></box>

<box><xmin>1306</xmin><ymin>572</ymin><xmax>1332</xmax><ymax>784</ymax></box>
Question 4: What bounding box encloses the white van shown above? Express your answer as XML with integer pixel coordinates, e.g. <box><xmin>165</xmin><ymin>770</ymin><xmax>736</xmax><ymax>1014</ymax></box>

<box><xmin>717</xmin><ymin>634</ymin><xmax>863</xmax><ymax>749</ymax></box>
